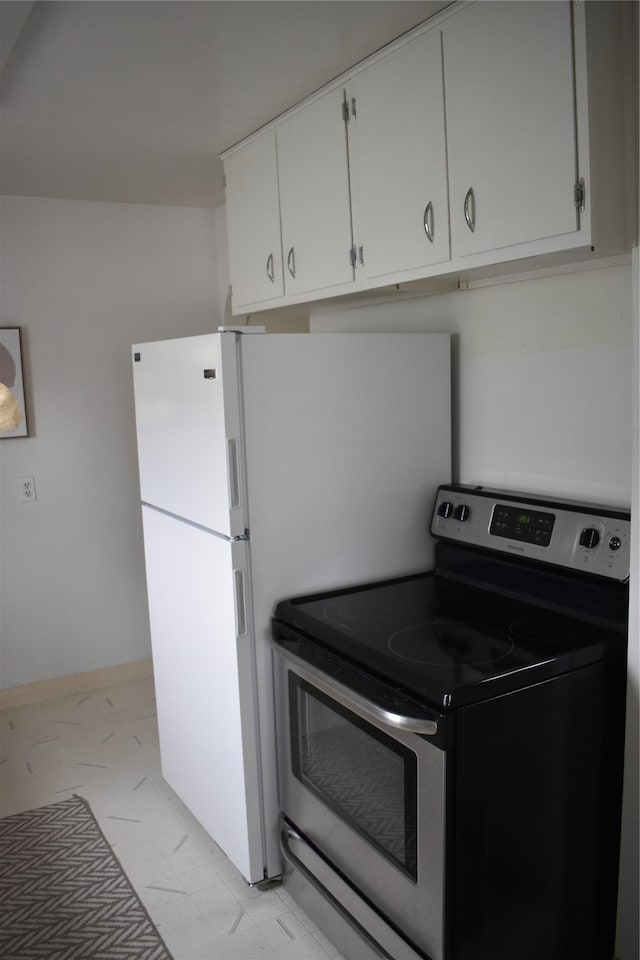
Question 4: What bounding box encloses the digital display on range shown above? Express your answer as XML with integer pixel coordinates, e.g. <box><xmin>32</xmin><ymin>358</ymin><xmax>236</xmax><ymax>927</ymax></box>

<box><xmin>490</xmin><ymin>504</ymin><xmax>555</xmax><ymax>546</ymax></box>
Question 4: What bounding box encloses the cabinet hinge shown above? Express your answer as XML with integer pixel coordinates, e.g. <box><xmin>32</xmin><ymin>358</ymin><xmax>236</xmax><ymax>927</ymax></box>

<box><xmin>342</xmin><ymin>97</ymin><xmax>356</xmax><ymax>122</ymax></box>
<box><xmin>574</xmin><ymin>177</ymin><xmax>585</xmax><ymax>214</ymax></box>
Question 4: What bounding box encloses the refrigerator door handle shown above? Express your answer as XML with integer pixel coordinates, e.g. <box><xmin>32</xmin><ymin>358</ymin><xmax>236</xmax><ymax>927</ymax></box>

<box><xmin>233</xmin><ymin>569</ymin><xmax>248</xmax><ymax>637</ymax></box>
<box><xmin>227</xmin><ymin>438</ymin><xmax>241</xmax><ymax>509</ymax></box>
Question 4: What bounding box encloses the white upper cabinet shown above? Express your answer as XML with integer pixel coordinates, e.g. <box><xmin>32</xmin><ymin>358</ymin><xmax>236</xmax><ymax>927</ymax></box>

<box><xmin>443</xmin><ymin>1</ymin><xmax>578</xmax><ymax>259</ymax></box>
<box><xmin>348</xmin><ymin>30</ymin><xmax>451</xmax><ymax>280</ymax></box>
<box><xmin>224</xmin><ymin>133</ymin><xmax>283</xmax><ymax>309</ymax></box>
<box><xmin>221</xmin><ymin>1</ymin><xmax>632</xmax><ymax>314</ymax></box>
<box><xmin>277</xmin><ymin>87</ymin><xmax>355</xmax><ymax>297</ymax></box>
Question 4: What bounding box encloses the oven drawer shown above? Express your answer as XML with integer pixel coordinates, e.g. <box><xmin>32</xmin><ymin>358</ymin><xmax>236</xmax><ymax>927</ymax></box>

<box><xmin>280</xmin><ymin>820</ymin><xmax>426</xmax><ymax>960</ymax></box>
<box><xmin>273</xmin><ymin>645</ymin><xmax>447</xmax><ymax>960</ymax></box>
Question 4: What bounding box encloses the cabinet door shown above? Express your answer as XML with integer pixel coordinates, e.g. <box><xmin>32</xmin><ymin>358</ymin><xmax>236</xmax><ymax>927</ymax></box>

<box><xmin>349</xmin><ymin>31</ymin><xmax>450</xmax><ymax>279</ymax></box>
<box><xmin>277</xmin><ymin>88</ymin><xmax>354</xmax><ymax>296</ymax></box>
<box><xmin>224</xmin><ymin>132</ymin><xmax>283</xmax><ymax>308</ymax></box>
<box><xmin>444</xmin><ymin>1</ymin><xmax>578</xmax><ymax>259</ymax></box>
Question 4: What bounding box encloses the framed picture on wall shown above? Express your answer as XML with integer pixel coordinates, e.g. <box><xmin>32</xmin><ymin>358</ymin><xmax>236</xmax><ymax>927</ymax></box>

<box><xmin>0</xmin><ymin>327</ymin><xmax>28</xmax><ymax>438</ymax></box>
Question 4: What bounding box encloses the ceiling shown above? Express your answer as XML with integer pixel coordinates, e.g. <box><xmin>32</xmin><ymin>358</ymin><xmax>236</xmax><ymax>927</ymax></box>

<box><xmin>0</xmin><ymin>0</ymin><xmax>450</xmax><ymax>209</ymax></box>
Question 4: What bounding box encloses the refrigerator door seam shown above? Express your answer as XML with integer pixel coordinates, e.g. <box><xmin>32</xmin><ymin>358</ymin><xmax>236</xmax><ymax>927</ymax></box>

<box><xmin>141</xmin><ymin>502</ymin><xmax>250</xmax><ymax>541</ymax></box>
<box><xmin>234</xmin><ymin>333</ymin><xmax>271</xmax><ymax>879</ymax></box>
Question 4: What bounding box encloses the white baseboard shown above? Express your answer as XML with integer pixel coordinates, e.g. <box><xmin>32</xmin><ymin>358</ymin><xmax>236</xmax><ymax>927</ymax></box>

<box><xmin>0</xmin><ymin>659</ymin><xmax>154</xmax><ymax>711</ymax></box>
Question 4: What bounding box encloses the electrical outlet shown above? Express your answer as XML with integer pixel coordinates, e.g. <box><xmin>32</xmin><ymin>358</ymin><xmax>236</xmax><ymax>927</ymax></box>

<box><xmin>20</xmin><ymin>476</ymin><xmax>36</xmax><ymax>502</ymax></box>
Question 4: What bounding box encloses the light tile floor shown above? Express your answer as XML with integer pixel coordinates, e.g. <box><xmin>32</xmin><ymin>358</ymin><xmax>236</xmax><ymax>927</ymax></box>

<box><xmin>0</xmin><ymin>677</ymin><xmax>343</xmax><ymax>960</ymax></box>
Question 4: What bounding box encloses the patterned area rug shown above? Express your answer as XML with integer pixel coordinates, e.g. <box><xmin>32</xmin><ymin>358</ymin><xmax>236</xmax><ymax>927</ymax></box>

<box><xmin>0</xmin><ymin>794</ymin><xmax>173</xmax><ymax>960</ymax></box>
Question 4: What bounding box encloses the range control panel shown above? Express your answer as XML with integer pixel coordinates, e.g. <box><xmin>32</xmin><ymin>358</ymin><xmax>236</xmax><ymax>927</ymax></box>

<box><xmin>431</xmin><ymin>484</ymin><xmax>630</xmax><ymax>581</ymax></box>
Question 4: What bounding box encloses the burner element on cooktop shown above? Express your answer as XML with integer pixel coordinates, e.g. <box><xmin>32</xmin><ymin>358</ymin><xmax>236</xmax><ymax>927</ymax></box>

<box><xmin>389</xmin><ymin>618</ymin><xmax>515</xmax><ymax>667</ymax></box>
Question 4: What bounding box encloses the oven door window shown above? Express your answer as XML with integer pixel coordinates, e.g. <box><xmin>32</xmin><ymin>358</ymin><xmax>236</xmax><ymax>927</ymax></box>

<box><xmin>289</xmin><ymin>674</ymin><xmax>418</xmax><ymax>880</ymax></box>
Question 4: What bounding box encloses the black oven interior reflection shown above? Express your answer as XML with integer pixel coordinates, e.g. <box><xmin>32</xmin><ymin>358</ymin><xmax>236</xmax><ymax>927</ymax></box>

<box><xmin>289</xmin><ymin>673</ymin><xmax>418</xmax><ymax>881</ymax></box>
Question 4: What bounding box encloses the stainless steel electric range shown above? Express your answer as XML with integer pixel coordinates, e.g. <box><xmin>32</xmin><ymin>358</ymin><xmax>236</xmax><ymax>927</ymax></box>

<box><xmin>271</xmin><ymin>485</ymin><xmax>630</xmax><ymax>960</ymax></box>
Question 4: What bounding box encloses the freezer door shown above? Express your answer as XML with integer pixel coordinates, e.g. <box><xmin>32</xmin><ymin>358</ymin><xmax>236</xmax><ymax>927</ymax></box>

<box><xmin>132</xmin><ymin>333</ymin><xmax>245</xmax><ymax>537</ymax></box>
<box><xmin>141</xmin><ymin>505</ymin><xmax>265</xmax><ymax>883</ymax></box>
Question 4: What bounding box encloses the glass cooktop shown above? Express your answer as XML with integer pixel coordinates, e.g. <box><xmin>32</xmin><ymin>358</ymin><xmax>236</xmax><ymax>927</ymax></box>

<box><xmin>273</xmin><ymin>572</ymin><xmax>626</xmax><ymax>709</ymax></box>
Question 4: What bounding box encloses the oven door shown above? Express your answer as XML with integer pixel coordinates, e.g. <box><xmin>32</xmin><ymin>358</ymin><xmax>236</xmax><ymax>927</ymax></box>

<box><xmin>273</xmin><ymin>643</ymin><xmax>447</xmax><ymax>960</ymax></box>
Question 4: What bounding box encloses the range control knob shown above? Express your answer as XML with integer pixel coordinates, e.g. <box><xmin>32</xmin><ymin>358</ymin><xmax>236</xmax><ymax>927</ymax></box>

<box><xmin>454</xmin><ymin>503</ymin><xmax>470</xmax><ymax>522</ymax></box>
<box><xmin>579</xmin><ymin>527</ymin><xmax>601</xmax><ymax>550</ymax></box>
<box><xmin>609</xmin><ymin>536</ymin><xmax>622</xmax><ymax>552</ymax></box>
<box><xmin>437</xmin><ymin>500</ymin><xmax>454</xmax><ymax>519</ymax></box>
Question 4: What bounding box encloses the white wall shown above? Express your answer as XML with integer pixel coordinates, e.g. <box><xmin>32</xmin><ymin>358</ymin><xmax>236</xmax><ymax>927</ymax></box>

<box><xmin>311</xmin><ymin>258</ymin><xmax>638</xmax><ymax>960</ymax></box>
<box><xmin>312</xmin><ymin>261</ymin><xmax>633</xmax><ymax>506</ymax></box>
<box><xmin>0</xmin><ymin>196</ymin><xmax>223</xmax><ymax>689</ymax></box>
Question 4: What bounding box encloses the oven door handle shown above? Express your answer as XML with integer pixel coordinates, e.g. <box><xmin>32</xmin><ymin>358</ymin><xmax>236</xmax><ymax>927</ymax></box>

<box><xmin>272</xmin><ymin>640</ymin><xmax>439</xmax><ymax>737</ymax></box>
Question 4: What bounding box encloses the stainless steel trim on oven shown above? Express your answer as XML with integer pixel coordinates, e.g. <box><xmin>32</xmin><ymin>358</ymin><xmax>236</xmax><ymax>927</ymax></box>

<box><xmin>273</xmin><ymin>642</ymin><xmax>447</xmax><ymax>960</ymax></box>
<box><xmin>273</xmin><ymin>642</ymin><xmax>438</xmax><ymax>737</ymax></box>
<box><xmin>280</xmin><ymin>823</ymin><xmax>426</xmax><ymax>960</ymax></box>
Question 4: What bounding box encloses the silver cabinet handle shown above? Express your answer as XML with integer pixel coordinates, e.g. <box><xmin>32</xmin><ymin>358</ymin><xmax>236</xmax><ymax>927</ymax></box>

<box><xmin>423</xmin><ymin>202</ymin><xmax>434</xmax><ymax>243</ymax></box>
<box><xmin>266</xmin><ymin>253</ymin><xmax>275</xmax><ymax>283</ymax></box>
<box><xmin>464</xmin><ymin>187</ymin><xmax>476</xmax><ymax>233</ymax></box>
<box><xmin>287</xmin><ymin>246</ymin><xmax>296</xmax><ymax>278</ymax></box>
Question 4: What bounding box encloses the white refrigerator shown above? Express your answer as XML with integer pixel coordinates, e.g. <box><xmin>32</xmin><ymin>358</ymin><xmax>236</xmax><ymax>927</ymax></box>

<box><xmin>132</xmin><ymin>330</ymin><xmax>451</xmax><ymax>885</ymax></box>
